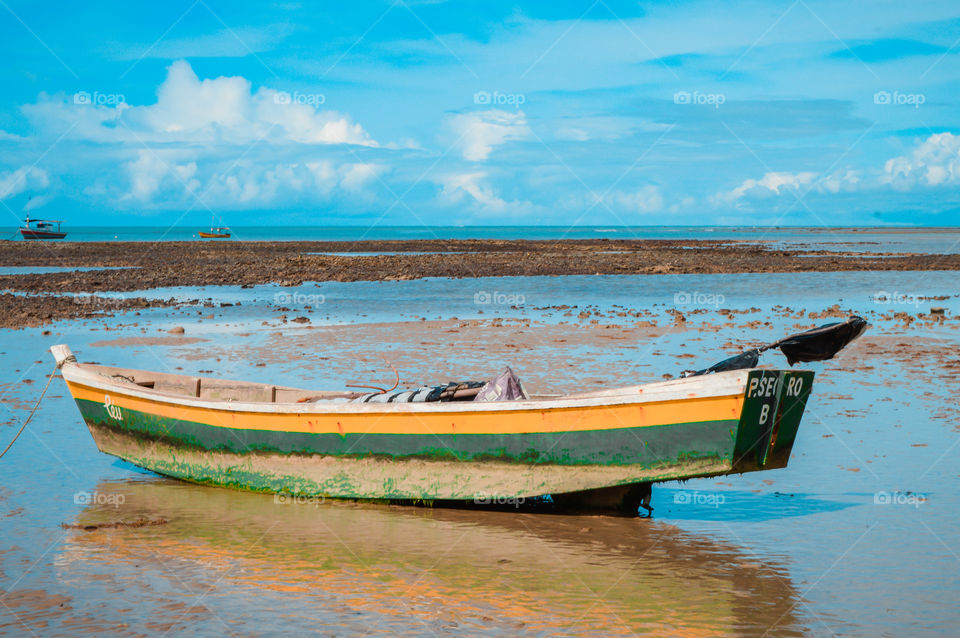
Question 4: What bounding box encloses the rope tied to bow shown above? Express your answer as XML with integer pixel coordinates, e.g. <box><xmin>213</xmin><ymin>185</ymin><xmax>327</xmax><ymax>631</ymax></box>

<box><xmin>0</xmin><ymin>358</ymin><xmax>68</xmax><ymax>460</ymax></box>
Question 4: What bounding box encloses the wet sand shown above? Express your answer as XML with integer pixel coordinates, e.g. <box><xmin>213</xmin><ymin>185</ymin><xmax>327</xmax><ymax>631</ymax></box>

<box><xmin>2</xmin><ymin>238</ymin><xmax>959</xmax><ymax>329</ymax></box>
<box><xmin>0</xmin><ymin>293</ymin><xmax>176</xmax><ymax>330</ymax></box>
<box><xmin>3</xmin><ymin>270</ymin><xmax>960</xmax><ymax>635</ymax></box>
<box><xmin>4</xmin><ymin>240</ymin><xmax>960</xmax><ymax>291</ymax></box>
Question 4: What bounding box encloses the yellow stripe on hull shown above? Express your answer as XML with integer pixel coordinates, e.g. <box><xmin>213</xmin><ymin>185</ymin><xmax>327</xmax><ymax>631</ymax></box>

<box><xmin>66</xmin><ymin>381</ymin><xmax>745</xmax><ymax>436</ymax></box>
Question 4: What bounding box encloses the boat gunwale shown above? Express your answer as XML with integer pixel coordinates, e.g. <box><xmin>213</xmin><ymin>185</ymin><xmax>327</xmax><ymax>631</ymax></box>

<box><xmin>58</xmin><ymin>355</ymin><xmax>753</xmax><ymax>416</ymax></box>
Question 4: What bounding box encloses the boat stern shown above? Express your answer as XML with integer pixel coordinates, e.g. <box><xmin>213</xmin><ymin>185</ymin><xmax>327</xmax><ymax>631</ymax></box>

<box><xmin>730</xmin><ymin>369</ymin><xmax>815</xmax><ymax>473</ymax></box>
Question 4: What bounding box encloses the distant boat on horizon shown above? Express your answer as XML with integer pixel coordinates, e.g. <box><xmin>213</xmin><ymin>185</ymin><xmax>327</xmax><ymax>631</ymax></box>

<box><xmin>198</xmin><ymin>226</ymin><xmax>231</xmax><ymax>238</ymax></box>
<box><xmin>19</xmin><ymin>217</ymin><xmax>67</xmax><ymax>240</ymax></box>
<box><xmin>199</xmin><ymin>212</ymin><xmax>231</xmax><ymax>238</ymax></box>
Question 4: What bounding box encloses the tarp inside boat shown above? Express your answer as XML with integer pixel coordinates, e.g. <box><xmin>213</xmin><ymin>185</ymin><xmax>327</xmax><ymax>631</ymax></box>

<box><xmin>347</xmin><ymin>367</ymin><xmax>529</xmax><ymax>403</ymax></box>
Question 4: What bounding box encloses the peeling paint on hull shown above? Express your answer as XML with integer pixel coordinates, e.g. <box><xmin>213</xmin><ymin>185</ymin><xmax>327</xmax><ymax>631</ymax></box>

<box><xmin>84</xmin><ymin>421</ymin><xmax>738</xmax><ymax>499</ymax></box>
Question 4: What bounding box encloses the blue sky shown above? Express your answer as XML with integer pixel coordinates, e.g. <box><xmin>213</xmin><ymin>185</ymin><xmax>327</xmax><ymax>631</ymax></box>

<box><xmin>1</xmin><ymin>0</ymin><xmax>959</xmax><ymax>226</ymax></box>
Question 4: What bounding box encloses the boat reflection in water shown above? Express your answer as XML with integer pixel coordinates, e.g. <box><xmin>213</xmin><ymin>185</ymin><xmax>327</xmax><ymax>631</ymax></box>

<box><xmin>57</xmin><ymin>478</ymin><xmax>811</xmax><ymax>636</ymax></box>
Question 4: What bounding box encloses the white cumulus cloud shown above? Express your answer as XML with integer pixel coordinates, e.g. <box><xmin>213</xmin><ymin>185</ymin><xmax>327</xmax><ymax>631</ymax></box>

<box><xmin>448</xmin><ymin>110</ymin><xmax>531</xmax><ymax>161</ymax></box>
<box><xmin>24</xmin><ymin>60</ymin><xmax>376</xmax><ymax>148</ymax></box>
<box><xmin>712</xmin><ymin>171</ymin><xmax>816</xmax><ymax>206</ymax></box>
<box><xmin>819</xmin><ymin>169</ymin><xmax>861</xmax><ymax>194</ymax></box>
<box><xmin>113</xmin><ymin>155</ymin><xmax>391</xmax><ymax>209</ymax></box>
<box><xmin>710</xmin><ymin>133</ymin><xmax>960</xmax><ymax>211</ymax></box>
<box><xmin>0</xmin><ymin>166</ymin><xmax>49</xmax><ymax>200</ymax></box>
<box><xmin>883</xmin><ymin>132</ymin><xmax>960</xmax><ymax>190</ymax></box>
<box><xmin>437</xmin><ymin>171</ymin><xmax>533</xmax><ymax>214</ymax></box>
<box><xmin>16</xmin><ymin>61</ymin><xmax>390</xmax><ymax>211</ymax></box>
<box><xmin>607</xmin><ymin>185</ymin><xmax>664</xmax><ymax>214</ymax></box>
<box><xmin>124</xmin><ymin>150</ymin><xmax>200</xmax><ymax>202</ymax></box>
<box><xmin>563</xmin><ymin>185</ymin><xmax>665</xmax><ymax>217</ymax></box>
<box><xmin>0</xmin><ymin>129</ymin><xmax>25</xmax><ymax>141</ymax></box>
<box><xmin>340</xmin><ymin>163</ymin><xmax>386</xmax><ymax>192</ymax></box>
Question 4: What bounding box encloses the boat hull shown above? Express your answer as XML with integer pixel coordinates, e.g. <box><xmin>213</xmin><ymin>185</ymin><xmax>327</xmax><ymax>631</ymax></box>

<box><xmin>55</xmin><ymin>349</ymin><xmax>814</xmax><ymax>501</ymax></box>
<box><xmin>20</xmin><ymin>229</ymin><xmax>67</xmax><ymax>239</ymax></box>
<box><xmin>198</xmin><ymin>232</ymin><xmax>230</xmax><ymax>238</ymax></box>
<box><xmin>80</xmin><ymin>422</ymin><xmax>738</xmax><ymax>500</ymax></box>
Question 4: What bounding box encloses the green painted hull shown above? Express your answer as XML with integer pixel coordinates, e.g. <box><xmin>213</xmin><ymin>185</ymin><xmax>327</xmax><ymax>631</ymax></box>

<box><xmin>69</xmin><ymin>368</ymin><xmax>815</xmax><ymax>502</ymax></box>
<box><xmin>75</xmin><ymin>397</ymin><xmax>738</xmax><ymax>465</ymax></box>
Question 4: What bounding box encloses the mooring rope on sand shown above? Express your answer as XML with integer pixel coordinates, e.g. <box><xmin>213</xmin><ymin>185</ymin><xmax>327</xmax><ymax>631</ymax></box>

<box><xmin>0</xmin><ymin>360</ymin><xmax>65</xmax><ymax>459</ymax></box>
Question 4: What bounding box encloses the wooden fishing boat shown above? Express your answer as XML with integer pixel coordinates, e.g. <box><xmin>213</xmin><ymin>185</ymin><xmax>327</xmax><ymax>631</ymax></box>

<box><xmin>198</xmin><ymin>226</ymin><xmax>230</xmax><ymax>238</ymax></box>
<box><xmin>19</xmin><ymin>217</ymin><xmax>66</xmax><ymax>239</ymax></box>
<box><xmin>50</xmin><ymin>344</ymin><xmax>819</xmax><ymax>510</ymax></box>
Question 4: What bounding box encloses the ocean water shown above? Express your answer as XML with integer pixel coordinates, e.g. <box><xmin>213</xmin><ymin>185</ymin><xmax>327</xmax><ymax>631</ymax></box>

<box><xmin>4</xmin><ymin>225</ymin><xmax>960</xmax><ymax>254</ymax></box>
<box><xmin>1</xmin><ymin>270</ymin><xmax>959</xmax><ymax>635</ymax></box>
